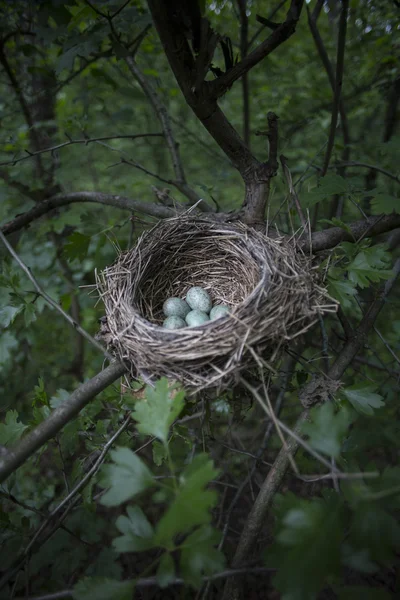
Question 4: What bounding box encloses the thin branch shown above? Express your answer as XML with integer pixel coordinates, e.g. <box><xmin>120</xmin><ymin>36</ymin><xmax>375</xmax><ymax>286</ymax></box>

<box><xmin>0</xmin><ymin>362</ymin><xmax>126</xmax><ymax>484</ymax></box>
<box><xmin>0</xmin><ymin>134</ymin><xmax>164</xmax><ymax>168</ymax></box>
<box><xmin>237</xmin><ymin>0</ymin><xmax>250</xmax><ymax>147</ymax></box>
<box><xmin>304</xmin><ymin>213</ymin><xmax>400</xmax><ymax>253</ymax></box>
<box><xmin>325</xmin><ymin>161</ymin><xmax>400</xmax><ymax>184</ymax></box>
<box><xmin>249</xmin><ymin>0</ymin><xmax>287</xmax><ymax>49</ymax></box>
<box><xmin>0</xmin><ymin>230</ymin><xmax>114</xmax><ymax>361</ymax></box>
<box><xmin>321</xmin><ymin>0</ymin><xmax>349</xmax><ymax>176</ymax></box>
<box><xmin>0</xmin><ymin>43</ymin><xmax>45</xmax><ymax>179</ymax></box>
<box><xmin>1</xmin><ymin>191</ymin><xmax>176</xmax><ymax>236</ymax></box>
<box><xmin>210</xmin><ymin>0</ymin><xmax>304</xmax><ymax>98</ymax></box>
<box><xmin>23</xmin><ymin>416</ymin><xmax>132</xmax><ymax>559</ymax></box>
<box><xmin>280</xmin><ymin>154</ymin><xmax>307</xmax><ymax>229</ymax></box>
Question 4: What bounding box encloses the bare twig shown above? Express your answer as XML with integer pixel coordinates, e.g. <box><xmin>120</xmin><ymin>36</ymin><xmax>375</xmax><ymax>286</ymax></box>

<box><xmin>325</xmin><ymin>161</ymin><xmax>400</xmax><ymax>184</ymax></box>
<box><xmin>210</xmin><ymin>0</ymin><xmax>304</xmax><ymax>98</ymax></box>
<box><xmin>280</xmin><ymin>155</ymin><xmax>307</xmax><ymax>229</ymax></box>
<box><xmin>0</xmin><ymin>134</ymin><xmax>164</xmax><ymax>168</ymax></box>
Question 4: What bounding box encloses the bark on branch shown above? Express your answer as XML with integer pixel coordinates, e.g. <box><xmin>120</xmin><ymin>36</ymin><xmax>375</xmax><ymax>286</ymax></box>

<box><xmin>1</xmin><ymin>191</ymin><xmax>176</xmax><ymax>236</ymax></box>
<box><xmin>0</xmin><ymin>362</ymin><xmax>127</xmax><ymax>484</ymax></box>
<box><xmin>210</xmin><ymin>0</ymin><xmax>304</xmax><ymax>98</ymax></box>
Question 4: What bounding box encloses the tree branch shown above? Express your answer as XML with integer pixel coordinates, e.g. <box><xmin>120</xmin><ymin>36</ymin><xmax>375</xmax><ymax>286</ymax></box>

<box><xmin>0</xmin><ymin>134</ymin><xmax>164</xmax><ymax>168</ymax></box>
<box><xmin>321</xmin><ymin>0</ymin><xmax>349</xmax><ymax>176</ymax></box>
<box><xmin>0</xmin><ymin>362</ymin><xmax>126</xmax><ymax>484</ymax></box>
<box><xmin>324</xmin><ymin>161</ymin><xmax>400</xmax><ymax>184</ymax></box>
<box><xmin>1</xmin><ymin>191</ymin><xmax>176</xmax><ymax>236</ymax></box>
<box><xmin>210</xmin><ymin>0</ymin><xmax>304</xmax><ymax>98</ymax></box>
<box><xmin>304</xmin><ymin>213</ymin><xmax>400</xmax><ymax>252</ymax></box>
<box><xmin>146</xmin><ymin>0</ymin><xmax>257</xmax><ymax>175</ymax></box>
<box><xmin>237</xmin><ymin>0</ymin><xmax>250</xmax><ymax>147</ymax></box>
<box><xmin>0</xmin><ymin>42</ymin><xmax>45</xmax><ymax>179</ymax></box>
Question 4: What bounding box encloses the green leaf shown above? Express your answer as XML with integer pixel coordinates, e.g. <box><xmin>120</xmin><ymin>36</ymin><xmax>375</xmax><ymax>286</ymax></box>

<box><xmin>338</xmin><ymin>587</ymin><xmax>391</xmax><ymax>600</ymax></box>
<box><xmin>343</xmin><ymin>385</ymin><xmax>385</xmax><ymax>416</ymax></box>
<box><xmin>156</xmin><ymin>553</ymin><xmax>176</xmax><ymax>588</ymax></box>
<box><xmin>327</xmin><ymin>277</ymin><xmax>358</xmax><ymax>312</ymax></box>
<box><xmin>271</xmin><ymin>493</ymin><xmax>345</xmax><ymax>600</ymax></box>
<box><xmin>99</xmin><ymin>447</ymin><xmax>154</xmax><ymax>507</ymax></box>
<box><xmin>73</xmin><ymin>577</ymin><xmax>135</xmax><ymax>600</ymax></box>
<box><xmin>0</xmin><ymin>410</ymin><xmax>28</xmax><ymax>446</ymax></box>
<box><xmin>64</xmin><ymin>232</ymin><xmax>91</xmax><ymax>262</ymax></box>
<box><xmin>113</xmin><ymin>505</ymin><xmax>154</xmax><ymax>553</ymax></box>
<box><xmin>370</xmin><ymin>192</ymin><xmax>399</xmax><ymax>215</ymax></box>
<box><xmin>348</xmin><ymin>245</ymin><xmax>393</xmax><ymax>289</ymax></box>
<box><xmin>301</xmin><ymin>174</ymin><xmax>348</xmax><ymax>208</ymax></box>
<box><xmin>0</xmin><ymin>305</ymin><xmax>23</xmax><ymax>327</ymax></box>
<box><xmin>154</xmin><ymin>454</ymin><xmax>218</xmax><ymax>547</ymax></box>
<box><xmin>180</xmin><ymin>526</ymin><xmax>225</xmax><ymax>588</ymax></box>
<box><xmin>132</xmin><ymin>378</ymin><xmax>185</xmax><ymax>444</ymax></box>
<box><xmin>303</xmin><ymin>403</ymin><xmax>352</xmax><ymax>458</ymax></box>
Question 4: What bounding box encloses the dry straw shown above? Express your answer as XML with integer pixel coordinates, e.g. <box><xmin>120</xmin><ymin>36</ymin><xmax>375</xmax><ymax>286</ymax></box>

<box><xmin>95</xmin><ymin>215</ymin><xmax>337</xmax><ymax>393</ymax></box>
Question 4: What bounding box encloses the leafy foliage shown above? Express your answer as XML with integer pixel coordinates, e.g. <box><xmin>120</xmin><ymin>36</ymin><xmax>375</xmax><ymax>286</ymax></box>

<box><xmin>132</xmin><ymin>377</ymin><xmax>185</xmax><ymax>444</ymax></box>
<box><xmin>99</xmin><ymin>447</ymin><xmax>154</xmax><ymax>507</ymax></box>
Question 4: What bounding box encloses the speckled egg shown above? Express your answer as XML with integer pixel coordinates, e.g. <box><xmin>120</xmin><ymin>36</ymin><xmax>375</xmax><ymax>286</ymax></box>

<box><xmin>210</xmin><ymin>305</ymin><xmax>230</xmax><ymax>320</ymax></box>
<box><xmin>186</xmin><ymin>287</ymin><xmax>212</xmax><ymax>313</ymax></box>
<box><xmin>163</xmin><ymin>297</ymin><xmax>191</xmax><ymax>319</ymax></box>
<box><xmin>163</xmin><ymin>316</ymin><xmax>186</xmax><ymax>330</ymax></box>
<box><xmin>186</xmin><ymin>310</ymin><xmax>210</xmax><ymax>327</ymax></box>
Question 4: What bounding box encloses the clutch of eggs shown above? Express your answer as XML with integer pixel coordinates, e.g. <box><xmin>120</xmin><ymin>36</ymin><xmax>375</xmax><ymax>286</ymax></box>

<box><xmin>162</xmin><ymin>286</ymin><xmax>230</xmax><ymax>329</ymax></box>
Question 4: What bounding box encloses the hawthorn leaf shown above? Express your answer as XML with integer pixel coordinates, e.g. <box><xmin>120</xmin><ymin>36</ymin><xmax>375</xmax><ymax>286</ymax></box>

<box><xmin>0</xmin><ymin>410</ymin><xmax>28</xmax><ymax>446</ymax></box>
<box><xmin>132</xmin><ymin>378</ymin><xmax>185</xmax><ymax>444</ymax></box>
<box><xmin>0</xmin><ymin>305</ymin><xmax>22</xmax><ymax>327</ymax></box>
<box><xmin>73</xmin><ymin>577</ymin><xmax>134</xmax><ymax>600</ymax></box>
<box><xmin>154</xmin><ymin>454</ymin><xmax>218</xmax><ymax>547</ymax></box>
<box><xmin>180</xmin><ymin>526</ymin><xmax>225</xmax><ymax>588</ymax></box>
<box><xmin>370</xmin><ymin>192</ymin><xmax>399</xmax><ymax>215</ymax></box>
<box><xmin>99</xmin><ymin>447</ymin><xmax>154</xmax><ymax>507</ymax></box>
<box><xmin>348</xmin><ymin>245</ymin><xmax>393</xmax><ymax>289</ymax></box>
<box><xmin>113</xmin><ymin>505</ymin><xmax>154</xmax><ymax>553</ymax></box>
<box><xmin>343</xmin><ymin>386</ymin><xmax>385</xmax><ymax>416</ymax></box>
<box><xmin>271</xmin><ymin>493</ymin><xmax>345</xmax><ymax>600</ymax></box>
<box><xmin>327</xmin><ymin>277</ymin><xmax>358</xmax><ymax>312</ymax></box>
<box><xmin>303</xmin><ymin>403</ymin><xmax>352</xmax><ymax>458</ymax></box>
<box><xmin>64</xmin><ymin>232</ymin><xmax>91</xmax><ymax>262</ymax></box>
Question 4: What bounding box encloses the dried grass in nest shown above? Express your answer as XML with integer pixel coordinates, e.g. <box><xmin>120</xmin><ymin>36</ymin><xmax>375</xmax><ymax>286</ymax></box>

<box><xmin>95</xmin><ymin>215</ymin><xmax>337</xmax><ymax>393</ymax></box>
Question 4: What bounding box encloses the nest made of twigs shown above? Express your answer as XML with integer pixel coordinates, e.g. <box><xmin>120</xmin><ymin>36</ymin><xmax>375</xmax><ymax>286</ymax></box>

<box><xmin>95</xmin><ymin>215</ymin><xmax>337</xmax><ymax>393</ymax></box>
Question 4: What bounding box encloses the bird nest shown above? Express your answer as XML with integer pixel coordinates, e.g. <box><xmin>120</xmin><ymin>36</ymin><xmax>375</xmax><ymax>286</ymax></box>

<box><xmin>95</xmin><ymin>215</ymin><xmax>336</xmax><ymax>393</ymax></box>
